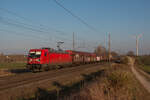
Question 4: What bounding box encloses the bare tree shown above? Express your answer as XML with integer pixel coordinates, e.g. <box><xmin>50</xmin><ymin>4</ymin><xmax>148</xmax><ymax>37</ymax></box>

<box><xmin>94</xmin><ymin>45</ymin><xmax>107</xmax><ymax>56</ymax></box>
<box><xmin>127</xmin><ymin>51</ymin><xmax>135</xmax><ymax>56</ymax></box>
<box><xmin>111</xmin><ymin>51</ymin><xmax>119</xmax><ymax>57</ymax></box>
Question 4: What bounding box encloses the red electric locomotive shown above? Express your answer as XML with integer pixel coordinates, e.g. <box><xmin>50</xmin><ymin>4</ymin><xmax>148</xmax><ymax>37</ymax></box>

<box><xmin>27</xmin><ymin>48</ymin><xmax>72</xmax><ymax>71</ymax></box>
<box><xmin>27</xmin><ymin>47</ymin><xmax>101</xmax><ymax>71</ymax></box>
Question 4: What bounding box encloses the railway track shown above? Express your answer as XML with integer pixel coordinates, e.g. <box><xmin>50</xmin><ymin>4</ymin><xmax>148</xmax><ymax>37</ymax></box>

<box><xmin>0</xmin><ymin>63</ymin><xmax>107</xmax><ymax>99</ymax></box>
<box><xmin>0</xmin><ymin>64</ymin><xmax>95</xmax><ymax>90</ymax></box>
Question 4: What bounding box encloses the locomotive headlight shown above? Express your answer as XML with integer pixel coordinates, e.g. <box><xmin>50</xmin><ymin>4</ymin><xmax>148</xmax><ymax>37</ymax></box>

<box><xmin>29</xmin><ymin>59</ymin><xmax>32</xmax><ymax>62</ymax></box>
<box><xmin>36</xmin><ymin>59</ymin><xmax>40</xmax><ymax>62</ymax></box>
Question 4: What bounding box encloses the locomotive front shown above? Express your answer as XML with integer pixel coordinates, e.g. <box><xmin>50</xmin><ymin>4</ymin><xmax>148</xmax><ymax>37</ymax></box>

<box><xmin>26</xmin><ymin>49</ymin><xmax>43</xmax><ymax>71</ymax></box>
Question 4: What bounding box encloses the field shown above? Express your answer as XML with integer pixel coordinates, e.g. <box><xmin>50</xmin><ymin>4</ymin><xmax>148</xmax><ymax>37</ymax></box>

<box><xmin>0</xmin><ymin>62</ymin><xmax>26</xmax><ymax>69</ymax></box>
<box><xmin>135</xmin><ymin>56</ymin><xmax>150</xmax><ymax>74</ymax></box>
<box><xmin>0</xmin><ymin>55</ymin><xmax>26</xmax><ymax>69</ymax></box>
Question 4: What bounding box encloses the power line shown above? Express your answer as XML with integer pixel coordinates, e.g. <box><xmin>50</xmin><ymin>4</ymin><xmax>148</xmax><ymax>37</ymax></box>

<box><xmin>0</xmin><ymin>7</ymin><xmax>100</xmax><ymax>51</ymax></box>
<box><xmin>0</xmin><ymin>18</ymin><xmax>99</xmax><ymax>52</ymax></box>
<box><xmin>0</xmin><ymin>29</ymin><xmax>74</xmax><ymax>51</ymax></box>
<box><xmin>0</xmin><ymin>22</ymin><xmax>73</xmax><ymax>49</ymax></box>
<box><xmin>0</xmin><ymin>16</ymin><xmax>47</xmax><ymax>32</ymax></box>
<box><xmin>0</xmin><ymin>7</ymin><xmax>32</xmax><ymax>22</ymax></box>
<box><xmin>53</xmin><ymin>0</ymin><xmax>99</xmax><ymax>33</ymax></box>
<box><xmin>0</xmin><ymin>16</ymin><xmax>63</xmax><ymax>37</ymax></box>
<box><xmin>0</xmin><ymin>17</ymin><xmax>45</xmax><ymax>33</ymax></box>
<box><xmin>0</xmin><ymin>17</ymin><xmax>72</xmax><ymax>42</ymax></box>
<box><xmin>0</xmin><ymin>7</ymin><xmax>69</xmax><ymax>36</ymax></box>
<box><xmin>0</xmin><ymin>29</ymin><xmax>50</xmax><ymax>43</ymax></box>
<box><xmin>0</xmin><ymin>7</ymin><xmax>100</xmax><ymax>44</ymax></box>
<box><xmin>0</xmin><ymin>7</ymin><xmax>78</xmax><ymax>44</ymax></box>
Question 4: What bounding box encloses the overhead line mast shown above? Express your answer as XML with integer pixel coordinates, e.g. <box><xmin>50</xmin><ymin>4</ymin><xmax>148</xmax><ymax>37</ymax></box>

<box><xmin>73</xmin><ymin>32</ymin><xmax>75</xmax><ymax>51</ymax></box>
<box><xmin>108</xmin><ymin>33</ymin><xmax>111</xmax><ymax>62</ymax></box>
<box><xmin>104</xmin><ymin>33</ymin><xmax>106</xmax><ymax>59</ymax></box>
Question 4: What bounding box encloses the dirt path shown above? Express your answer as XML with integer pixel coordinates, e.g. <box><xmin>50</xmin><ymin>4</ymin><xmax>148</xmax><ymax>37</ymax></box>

<box><xmin>128</xmin><ymin>57</ymin><xmax>150</xmax><ymax>93</ymax></box>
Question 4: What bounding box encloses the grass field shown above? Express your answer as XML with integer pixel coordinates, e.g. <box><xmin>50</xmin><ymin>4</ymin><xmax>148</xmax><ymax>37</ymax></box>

<box><xmin>0</xmin><ymin>55</ymin><xmax>26</xmax><ymax>69</ymax></box>
<box><xmin>0</xmin><ymin>62</ymin><xmax>26</xmax><ymax>69</ymax></box>
<box><xmin>135</xmin><ymin>56</ymin><xmax>150</xmax><ymax>74</ymax></box>
<box><xmin>138</xmin><ymin>65</ymin><xmax>150</xmax><ymax>74</ymax></box>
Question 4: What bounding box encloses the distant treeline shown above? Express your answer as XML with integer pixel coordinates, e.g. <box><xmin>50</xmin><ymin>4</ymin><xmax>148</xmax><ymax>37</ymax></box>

<box><xmin>136</xmin><ymin>55</ymin><xmax>150</xmax><ymax>66</ymax></box>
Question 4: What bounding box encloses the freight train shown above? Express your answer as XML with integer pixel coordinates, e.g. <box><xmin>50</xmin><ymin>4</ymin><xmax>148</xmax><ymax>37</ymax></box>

<box><xmin>26</xmin><ymin>47</ymin><xmax>103</xmax><ymax>72</ymax></box>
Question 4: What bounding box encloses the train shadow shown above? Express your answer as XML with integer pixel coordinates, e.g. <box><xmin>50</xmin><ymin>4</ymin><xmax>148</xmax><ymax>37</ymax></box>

<box><xmin>8</xmin><ymin>69</ymin><xmax>31</xmax><ymax>74</ymax></box>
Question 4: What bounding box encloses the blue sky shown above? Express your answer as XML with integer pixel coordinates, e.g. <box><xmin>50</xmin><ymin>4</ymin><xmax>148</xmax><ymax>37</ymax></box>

<box><xmin>0</xmin><ymin>0</ymin><xmax>150</xmax><ymax>54</ymax></box>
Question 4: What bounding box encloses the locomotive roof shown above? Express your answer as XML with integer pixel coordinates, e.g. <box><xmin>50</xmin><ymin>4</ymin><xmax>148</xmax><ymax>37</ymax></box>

<box><xmin>29</xmin><ymin>48</ymin><xmax>97</xmax><ymax>55</ymax></box>
<box><xmin>30</xmin><ymin>48</ymin><xmax>68</xmax><ymax>54</ymax></box>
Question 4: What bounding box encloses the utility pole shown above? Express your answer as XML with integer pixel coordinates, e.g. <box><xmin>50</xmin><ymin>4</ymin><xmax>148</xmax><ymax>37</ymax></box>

<box><xmin>136</xmin><ymin>36</ymin><xmax>139</xmax><ymax>56</ymax></box>
<box><xmin>73</xmin><ymin>32</ymin><xmax>75</xmax><ymax>51</ymax></box>
<box><xmin>108</xmin><ymin>33</ymin><xmax>111</xmax><ymax>62</ymax></box>
<box><xmin>135</xmin><ymin>34</ymin><xmax>142</xmax><ymax>56</ymax></box>
<box><xmin>104</xmin><ymin>33</ymin><xmax>106</xmax><ymax>59</ymax></box>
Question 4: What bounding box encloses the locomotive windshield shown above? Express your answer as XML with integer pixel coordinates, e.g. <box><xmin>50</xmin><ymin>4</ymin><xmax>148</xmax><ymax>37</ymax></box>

<box><xmin>29</xmin><ymin>51</ymin><xmax>41</xmax><ymax>58</ymax></box>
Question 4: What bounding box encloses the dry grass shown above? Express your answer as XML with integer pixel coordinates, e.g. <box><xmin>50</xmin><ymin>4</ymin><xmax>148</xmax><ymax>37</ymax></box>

<box><xmin>62</xmin><ymin>63</ymin><xmax>150</xmax><ymax>100</ymax></box>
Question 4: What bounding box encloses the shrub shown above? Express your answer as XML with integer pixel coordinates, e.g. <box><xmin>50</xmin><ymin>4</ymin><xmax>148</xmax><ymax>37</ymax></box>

<box><xmin>120</xmin><ymin>56</ymin><xmax>129</xmax><ymax>65</ymax></box>
<box><xmin>107</xmin><ymin>71</ymin><xmax>130</xmax><ymax>89</ymax></box>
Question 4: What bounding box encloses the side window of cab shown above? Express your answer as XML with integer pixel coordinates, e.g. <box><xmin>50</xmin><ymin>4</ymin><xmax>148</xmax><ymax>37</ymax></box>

<box><xmin>44</xmin><ymin>52</ymin><xmax>47</xmax><ymax>56</ymax></box>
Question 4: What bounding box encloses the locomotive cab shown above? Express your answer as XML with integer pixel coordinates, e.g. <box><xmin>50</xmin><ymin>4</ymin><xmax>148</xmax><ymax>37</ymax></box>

<box><xmin>28</xmin><ymin>50</ymin><xmax>41</xmax><ymax>63</ymax></box>
<box><xmin>27</xmin><ymin>49</ymin><xmax>49</xmax><ymax>71</ymax></box>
